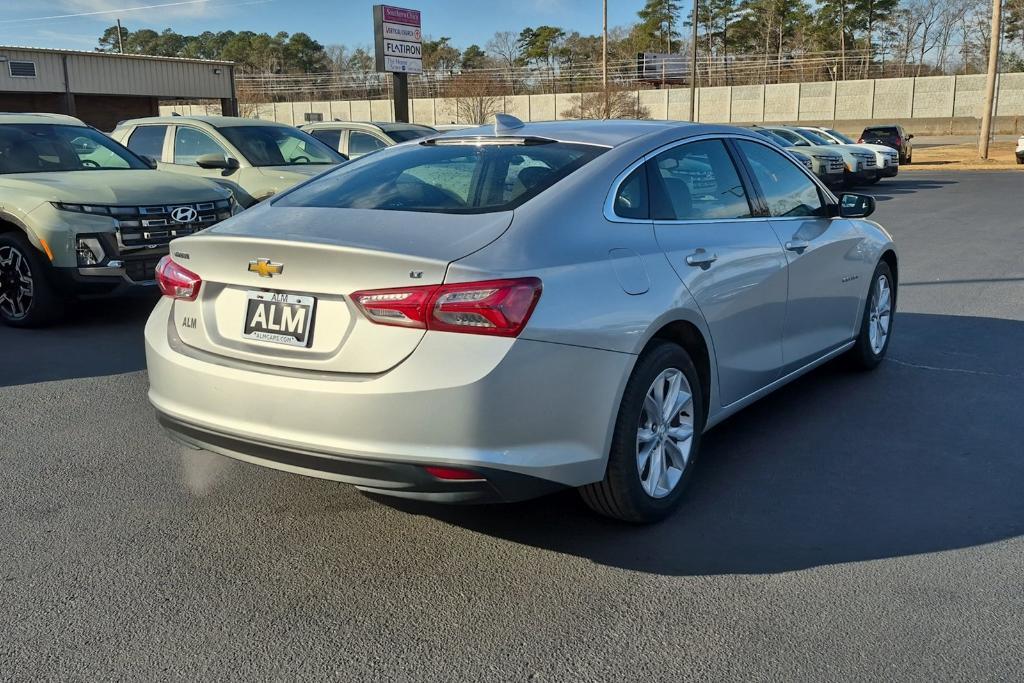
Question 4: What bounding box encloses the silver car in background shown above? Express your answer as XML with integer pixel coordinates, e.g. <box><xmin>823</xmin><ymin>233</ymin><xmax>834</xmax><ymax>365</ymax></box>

<box><xmin>146</xmin><ymin>118</ymin><xmax>897</xmax><ymax>523</ymax></box>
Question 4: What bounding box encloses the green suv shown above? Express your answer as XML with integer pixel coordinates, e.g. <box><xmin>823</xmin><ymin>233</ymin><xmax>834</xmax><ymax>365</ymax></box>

<box><xmin>111</xmin><ymin>116</ymin><xmax>346</xmax><ymax>207</ymax></box>
<box><xmin>0</xmin><ymin>113</ymin><xmax>234</xmax><ymax>327</ymax></box>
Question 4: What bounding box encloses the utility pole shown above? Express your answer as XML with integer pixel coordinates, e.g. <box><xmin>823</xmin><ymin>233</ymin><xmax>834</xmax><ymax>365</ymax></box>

<box><xmin>689</xmin><ymin>0</ymin><xmax>699</xmax><ymax>121</ymax></box>
<box><xmin>602</xmin><ymin>0</ymin><xmax>609</xmax><ymax>118</ymax></box>
<box><xmin>979</xmin><ymin>0</ymin><xmax>1002</xmax><ymax>159</ymax></box>
<box><xmin>116</xmin><ymin>18</ymin><xmax>125</xmax><ymax>54</ymax></box>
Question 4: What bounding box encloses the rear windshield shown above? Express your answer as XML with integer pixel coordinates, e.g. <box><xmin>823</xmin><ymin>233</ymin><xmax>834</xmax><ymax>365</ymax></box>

<box><xmin>275</xmin><ymin>140</ymin><xmax>605</xmax><ymax>214</ymax></box>
<box><xmin>863</xmin><ymin>127</ymin><xmax>898</xmax><ymax>137</ymax></box>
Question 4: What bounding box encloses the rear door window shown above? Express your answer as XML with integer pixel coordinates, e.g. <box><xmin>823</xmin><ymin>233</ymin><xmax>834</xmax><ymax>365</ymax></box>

<box><xmin>348</xmin><ymin>131</ymin><xmax>389</xmax><ymax>157</ymax></box>
<box><xmin>275</xmin><ymin>141</ymin><xmax>604</xmax><ymax>214</ymax></box>
<box><xmin>309</xmin><ymin>128</ymin><xmax>342</xmax><ymax>151</ymax></box>
<box><xmin>647</xmin><ymin>139</ymin><xmax>753</xmax><ymax>221</ymax></box>
<box><xmin>126</xmin><ymin>125</ymin><xmax>167</xmax><ymax>160</ymax></box>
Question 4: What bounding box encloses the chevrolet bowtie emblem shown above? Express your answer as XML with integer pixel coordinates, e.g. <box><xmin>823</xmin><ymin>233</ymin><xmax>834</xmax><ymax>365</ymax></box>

<box><xmin>248</xmin><ymin>258</ymin><xmax>284</xmax><ymax>278</ymax></box>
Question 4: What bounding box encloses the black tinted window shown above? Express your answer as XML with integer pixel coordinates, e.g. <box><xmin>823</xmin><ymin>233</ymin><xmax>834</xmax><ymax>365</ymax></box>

<box><xmin>310</xmin><ymin>128</ymin><xmax>342</xmax><ymax>151</ymax></box>
<box><xmin>348</xmin><ymin>131</ymin><xmax>388</xmax><ymax>157</ymax></box>
<box><xmin>614</xmin><ymin>166</ymin><xmax>648</xmax><ymax>219</ymax></box>
<box><xmin>127</xmin><ymin>125</ymin><xmax>166</xmax><ymax>160</ymax></box>
<box><xmin>648</xmin><ymin>140</ymin><xmax>752</xmax><ymax>221</ymax></box>
<box><xmin>862</xmin><ymin>127</ymin><xmax>899</xmax><ymax>141</ymax></box>
<box><xmin>276</xmin><ymin>141</ymin><xmax>604</xmax><ymax>214</ymax></box>
<box><xmin>385</xmin><ymin>127</ymin><xmax>435</xmax><ymax>143</ymax></box>
<box><xmin>736</xmin><ymin>140</ymin><xmax>825</xmax><ymax>218</ymax></box>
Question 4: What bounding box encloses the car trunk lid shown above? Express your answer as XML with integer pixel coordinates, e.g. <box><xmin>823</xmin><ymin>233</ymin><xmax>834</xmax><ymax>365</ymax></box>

<box><xmin>166</xmin><ymin>206</ymin><xmax>513</xmax><ymax>374</ymax></box>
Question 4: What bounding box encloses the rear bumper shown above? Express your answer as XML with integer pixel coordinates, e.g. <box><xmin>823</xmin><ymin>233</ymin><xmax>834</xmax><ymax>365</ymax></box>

<box><xmin>159</xmin><ymin>412</ymin><xmax>565</xmax><ymax>502</ymax></box>
<box><xmin>145</xmin><ymin>298</ymin><xmax>633</xmax><ymax>500</ymax></box>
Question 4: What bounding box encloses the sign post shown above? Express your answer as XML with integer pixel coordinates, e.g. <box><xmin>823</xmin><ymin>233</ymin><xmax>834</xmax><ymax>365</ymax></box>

<box><xmin>373</xmin><ymin>4</ymin><xmax>422</xmax><ymax>123</ymax></box>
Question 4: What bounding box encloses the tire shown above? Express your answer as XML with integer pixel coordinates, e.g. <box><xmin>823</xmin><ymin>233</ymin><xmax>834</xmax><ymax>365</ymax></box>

<box><xmin>848</xmin><ymin>260</ymin><xmax>896</xmax><ymax>371</ymax></box>
<box><xmin>580</xmin><ymin>341</ymin><xmax>705</xmax><ymax>524</ymax></box>
<box><xmin>0</xmin><ymin>232</ymin><xmax>64</xmax><ymax>328</ymax></box>
<box><xmin>1016</xmin><ymin>155</ymin><xmax>1023</xmax><ymax>165</ymax></box>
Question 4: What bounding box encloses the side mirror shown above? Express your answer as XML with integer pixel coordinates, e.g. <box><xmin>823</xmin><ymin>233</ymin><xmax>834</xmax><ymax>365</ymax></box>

<box><xmin>837</xmin><ymin>193</ymin><xmax>875</xmax><ymax>218</ymax></box>
<box><xmin>195</xmin><ymin>153</ymin><xmax>239</xmax><ymax>170</ymax></box>
<box><xmin>141</xmin><ymin>155</ymin><xmax>158</xmax><ymax>169</ymax></box>
<box><xmin>907</xmin><ymin>134</ymin><xmax>915</xmax><ymax>140</ymax></box>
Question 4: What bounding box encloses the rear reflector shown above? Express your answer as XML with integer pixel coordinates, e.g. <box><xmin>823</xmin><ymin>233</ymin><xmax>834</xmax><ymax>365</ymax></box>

<box><xmin>351</xmin><ymin>277</ymin><xmax>542</xmax><ymax>337</ymax></box>
<box><xmin>423</xmin><ymin>465</ymin><xmax>485</xmax><ymax>481</ymax></box>
<box><xmin>155</xmin><ymin>255</ymin><xmax>201</xmax><ymax>301</ymax></box>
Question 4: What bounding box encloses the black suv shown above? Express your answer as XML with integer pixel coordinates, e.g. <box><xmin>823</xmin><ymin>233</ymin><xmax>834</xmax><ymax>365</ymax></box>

<box><xmin>860</xmin><ymin>125</ymin><xmax>914</xmax><ymax>164</ymax></box>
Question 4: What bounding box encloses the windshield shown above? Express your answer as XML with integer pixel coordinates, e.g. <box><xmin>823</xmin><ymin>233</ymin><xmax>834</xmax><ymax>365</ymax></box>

<box><xmin>825</xmin><ymin>129</ymin><xmax>856</xmax><ymax>144</ymax></box>
<box><xmin>275</xmin><ymin>140</ymin><xmax>605</xmax><ymax>214</ymax></box>
<box><xmin>218</xmin><ymin>126</ymin><xmax>344</xmax><ymax>167</ymax></box>
<box><xmin>750</xmin><ymin>129</ymin><xmax>794</xmax><ymax>148</ymax></box>
<box><xmin>383</xmin><ymin>126</ymin><xmax>436</xmax><ymax>143</ymax></box>
<box><xmin>0</xmin><ymin>124</ymin><xmax>149</xmax><ymax>174</ymax></box>
<box><xmin>797</xmin><ymin>129</ymin><xmax>834</xmax><ymax>145</ymax></box>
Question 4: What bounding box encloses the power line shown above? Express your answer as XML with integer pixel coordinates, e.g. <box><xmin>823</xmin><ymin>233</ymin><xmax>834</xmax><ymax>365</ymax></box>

<box><xmin>0</xmin><ymin>0</ymin><xmax>274</xmax><ymax>25</ymax></box>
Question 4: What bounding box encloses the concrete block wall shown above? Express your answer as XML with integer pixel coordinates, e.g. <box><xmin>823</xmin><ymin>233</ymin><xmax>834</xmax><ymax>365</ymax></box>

<box><xmin>835</xmin><ymin>80</ymin><xmax>874</xmax><ymax>119</ymax></box>
<box><xmin>159</xmin><ymin>72</ymin><xmax>1024</xmax><ymax>134</ymax></box>
<box><xmin>763</xmin><ymin>83</ymin><xmax>799</xmax><ymax>121</ymax></box>
<box><xmin>798</xmin><ymin>81</ymin><xmax>835</xmax><ymax>121</ymax></box>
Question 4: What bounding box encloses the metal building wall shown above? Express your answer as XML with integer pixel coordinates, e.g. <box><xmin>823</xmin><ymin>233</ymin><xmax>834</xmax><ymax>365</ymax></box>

<box><xmin>0</xmin><ymin>46</ymin><xmax>233</xmax><ymax>99</ymax></box>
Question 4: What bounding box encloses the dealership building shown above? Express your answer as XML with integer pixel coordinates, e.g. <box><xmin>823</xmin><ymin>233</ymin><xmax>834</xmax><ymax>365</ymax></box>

<box><xmin>0</xmin><ymin>45</ymin><xmax>237</xmax><ymax>130</ymax></box>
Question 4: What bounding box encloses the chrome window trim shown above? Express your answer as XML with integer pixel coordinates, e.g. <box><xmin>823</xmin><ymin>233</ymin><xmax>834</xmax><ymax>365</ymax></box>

<box><xmin>604</xmin><ymin>132</ymin><xmax>835</xmax><ymax>225</ymax></box>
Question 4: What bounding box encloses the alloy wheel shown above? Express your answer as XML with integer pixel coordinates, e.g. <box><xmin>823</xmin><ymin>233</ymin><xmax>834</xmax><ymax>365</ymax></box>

<box><xmin>867</xmin><ymin>273</ymin><xmax>892</xmax><ymax>355</ymax></box>
<box><xmin>636</xmin><ymin>368</ymin><xmax>695</xmax><ymax>499</ymax></box>
<box><xmin>0</xmin><ymin>245</ymin><xmax>34</xmax><ymax>321</ymax></box>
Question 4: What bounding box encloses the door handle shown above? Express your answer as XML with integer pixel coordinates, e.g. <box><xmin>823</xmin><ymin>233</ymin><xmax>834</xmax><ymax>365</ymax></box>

<box><xmin>685</xmin><ymin>249</ymin><xmax>718</xmax><ymax>269</ymax></box>
<box><xmin>785</xmin><ymin>240</ymin><xmax>810</xmax><ymax>253</ymax></box>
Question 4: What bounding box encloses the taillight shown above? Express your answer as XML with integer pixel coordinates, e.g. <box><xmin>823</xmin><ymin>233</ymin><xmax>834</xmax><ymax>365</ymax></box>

<box><xmin>155</xmin><ymin>255</ymin><xmax>201</xmax><ymax>301</ymax></box>
<box><xmin>894</xmin><ymin>137</ymin><xmax>902</xmax><ymax>146</ymax></box>
<box><xmin>351</xmin><ymin>277</ymin><xmax>542</xmax><ymax>337</ymax></box>
<box><xmin>423</xmin><ymin>465</ymin><xmax>485</xmax><ymax>481</ymax></box>
<box><xmin>348</xmin><ymin>285</ymin><xmax>434</xmax><ymax>328</ymax></box>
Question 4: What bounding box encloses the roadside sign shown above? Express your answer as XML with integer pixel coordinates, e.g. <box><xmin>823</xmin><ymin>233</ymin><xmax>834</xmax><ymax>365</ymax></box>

<box><xmin>374</xmin><ymin>5</ymin><xmax>422</xmax><ymax>74</ymax></box>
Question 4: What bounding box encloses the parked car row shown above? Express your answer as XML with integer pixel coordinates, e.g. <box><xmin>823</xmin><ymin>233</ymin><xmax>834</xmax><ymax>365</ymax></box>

<box><xmin>1</xmin><ymin>110</ymin><xmax>900</xmax><ymax>523</ymax></box>
<box><xmin>0</xmin><ymin>112</ymin><xmax>445</xmax><ymax>326</ymax></box>
<box><xmin>0</xmin><ymin>112</ymin><xmax>907</xmax><ymax>330</ymax></box>
<box><xmin>746</xmin><ymin>125</ymin><xmax>902</xmax><ymax>188</ymax></box>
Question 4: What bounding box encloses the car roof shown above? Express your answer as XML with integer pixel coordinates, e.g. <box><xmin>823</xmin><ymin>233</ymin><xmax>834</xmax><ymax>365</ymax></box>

<box><xmin>434</xmin><ymin>119</ymin><xmax>708</xmax><ymax>148</ymax></box>
<box><xmin>116</xmin><ymin>115</ymin><xmax>293</xmax><ymax>129</ymax></box>
<box><xmin>0</xmin><ymin>112</ymin><xmax>87</xmax><ymax>126</ymax></box>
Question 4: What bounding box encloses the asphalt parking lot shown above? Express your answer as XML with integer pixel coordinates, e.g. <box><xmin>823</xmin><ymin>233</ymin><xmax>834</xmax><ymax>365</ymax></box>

<box><xmin>2</xmin><ymin>171</ymin><xmax>1022</xmax><ymax>681</ymax></box>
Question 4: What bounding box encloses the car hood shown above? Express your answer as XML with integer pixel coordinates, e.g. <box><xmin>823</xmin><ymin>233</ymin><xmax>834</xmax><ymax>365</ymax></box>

<box><xmin>796</xmin><ymin>145</ymin><xmax>844</xmax><ymax>159</ymax></box>
<box><xmin>855</xmin><ymin>143</ymin><xmax>899</xmax><ymax>156</ymax></box>
<box><xmin>0</xmin><ymin>169</ymin><xmax>230</xmax><ymax>205</ymax></box>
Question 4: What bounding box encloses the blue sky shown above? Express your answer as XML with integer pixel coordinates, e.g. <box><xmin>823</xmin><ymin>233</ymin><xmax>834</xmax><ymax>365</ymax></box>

<box><xmin>2</xmin><ymin>0</ymin><xmax>668</xmax><ymax>52</ymax></box>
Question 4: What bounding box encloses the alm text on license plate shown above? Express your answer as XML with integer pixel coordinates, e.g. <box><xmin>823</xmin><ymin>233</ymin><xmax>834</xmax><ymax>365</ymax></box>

<box><xmin>242</xmin><ymin>291</ymin><xmax>316</xmax><ymax>347</ymax></box>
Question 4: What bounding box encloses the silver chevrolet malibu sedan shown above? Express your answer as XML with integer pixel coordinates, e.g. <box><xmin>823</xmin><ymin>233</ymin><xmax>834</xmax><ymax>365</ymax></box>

<box><xmin>146</xmin><ymin>116</ymin><xmax>897</xmax><ymax>523</ymax></box>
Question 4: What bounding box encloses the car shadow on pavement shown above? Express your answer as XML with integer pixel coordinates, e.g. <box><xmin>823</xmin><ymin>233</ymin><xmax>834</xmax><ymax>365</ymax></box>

<box><xmin>860</xmin><ymin>176</ymin><xmax>957</xmax><ymax>201</ymax></box>
<box><xmin>0</xmin><ymin>294</ymin><xmax>156</xmax><ymax>388</ymax></box>
<box><xmin>379</xmin><ymin>312</ymin><xmax>1024</xmax><ymax>576</ymax></box>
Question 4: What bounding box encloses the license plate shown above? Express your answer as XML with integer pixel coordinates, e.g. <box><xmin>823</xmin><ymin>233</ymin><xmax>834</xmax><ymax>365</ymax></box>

<box><xmin>242</xmin><ymin>291</ymin><xmax>315</xmax><ymax>347</ymax></box>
